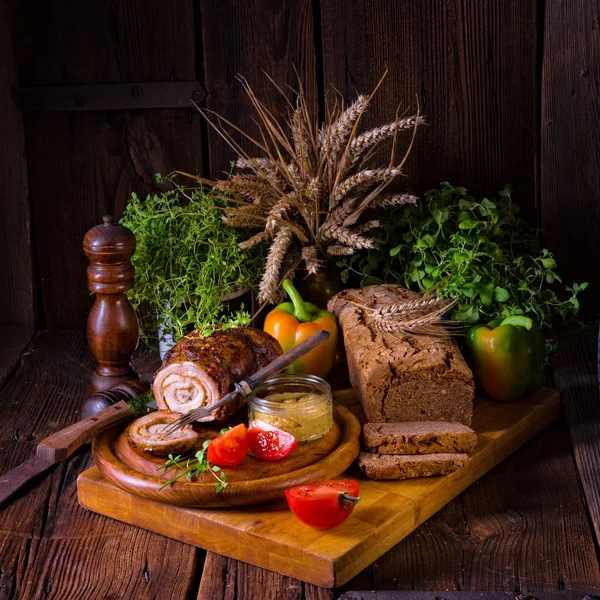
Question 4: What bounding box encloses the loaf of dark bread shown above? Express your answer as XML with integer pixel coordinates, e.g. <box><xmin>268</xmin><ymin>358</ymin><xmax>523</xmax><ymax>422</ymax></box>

<box><xmin>358</xmin><ymin>451</ymin><xmax>469</xmax><ymax>480</ymax></box>
<box><xmin>328</xmin><ymin>285</ymin><xmax>475</xmax><ymax>425</ymax></box>
<box><xmin>362</xmin><ymin>421</ymin><xmax>477</xmax><ymax>455</ymax></box>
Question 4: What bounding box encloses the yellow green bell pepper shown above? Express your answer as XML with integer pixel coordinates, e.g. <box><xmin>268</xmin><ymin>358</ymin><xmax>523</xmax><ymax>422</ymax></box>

<box><xmin>465</xmin><ymin>315</ymin><xmax>544</xmax><ymax>402</ymax></box>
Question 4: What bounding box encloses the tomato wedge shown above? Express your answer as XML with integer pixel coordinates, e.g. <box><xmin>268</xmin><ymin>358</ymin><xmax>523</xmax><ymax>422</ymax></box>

<box><xmin>207</xmin><ymin>423</ymin><xmax>249</xmax><ymax>467</ymax></box>
<box><xmin>285</xmin><ymin>480</ymin><xmax>360</xmax><ymax>529</ymax></box>
<box><xmin>247</xmin><ymin>419</ymin><xmax>298</xmax><ymax>461</ymax></box>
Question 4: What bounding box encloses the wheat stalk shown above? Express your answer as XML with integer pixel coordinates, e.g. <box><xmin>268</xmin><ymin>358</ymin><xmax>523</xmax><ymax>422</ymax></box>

<box><xmin>266</xmin><ymin>192</ymin><xmax>296</xmax><ymax>233</ymax></box>
<box><xmin>323</xmin><ymin>95</ymin><xmax>369</xmax><ymax>159</ymax></box>
<box><xmin>238</xmin><ymin>231</ymin><xmax>269</xmax><ymax>250</ymax></box>
<box><xmin>353</xmin><ymin>220</ymin><xmax>381</xmax><ymax>234</ymax></box>
<box><xmin>372</xmin><ymin>193</ymin><xmax>419</xmax><ymax>208</ymax></box>
<box><xmin>373</xmin><ymin>314</ymin><xmax>454</xmax><ymax>337</ymax></box>
<box><xmin>218</xmin><ymin>175</ymin><xmax>277</xmax><ymax>206</ymax></box>
<box><xmin>326</xmin><ymin>227</ymin><xmax>375</xmax><ymax>250</ymax></box>
<box><xmin>331</xmin><ymin>167</ymin><xmax>404</xmax><ymax>209</ymax></box>
<box><xmin>348</xmin><ymin>116</ymin><xmax>425</xmax><ymax>167</ymax></box>
<box><xmin>302</xmin><ymin>246</ymin><xmax>322</xmax><ymax>275</ymax></box>
<box><xmin>236</xmin><ymin>157</ymin><xmax>280</xmax><ymax>175</ymax></box>
<box><xmin>353</xmin><ymin>295</ymin><xmax>460</xmax><ymax>338</ymax></box>
<box><xmin>362</xmin><ymin>296</ymin><xmax>451</xmax><ymax>319</ymax></box>
<box><xmin>327</xmin><ymin>244</ymin><xmax>357</xmax><ymax>256</ymax></box>
<box><xmin>259</xmin><ymin>228</ymin><xmax>293</xmax><ymax>303</ymax></box>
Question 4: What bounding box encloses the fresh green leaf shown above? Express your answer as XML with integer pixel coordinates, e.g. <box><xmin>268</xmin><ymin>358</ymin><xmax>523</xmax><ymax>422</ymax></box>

<box><xmin>493</xmin><ymin>287</ymin><xmax>509</xmax><ymax>302</ymax></box>
<box><xmin>541</xmin><ymin>257</ymin><xmax>556</xmax><ymax>269</ymax></box>
<box><xmin>500</xmin><ymin>316</ymin><xmax>533</xmax><ymax>329</ymax></box>
<box><xmin>458</xmin><ymin>219</ymin><xmax>478</xmax><ymax>230</ymax></box>
<box><xmin>478</xmin><ymin>283</ymin><xmax>494</xmax><ymax>306</ymax></box>
<box><xmin>157</xmin><ymin>442</ymin><xmax>228</xmax><ymax>494</ymax></box>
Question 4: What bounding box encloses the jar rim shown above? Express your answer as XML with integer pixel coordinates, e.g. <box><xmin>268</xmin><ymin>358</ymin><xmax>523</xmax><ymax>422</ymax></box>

<box><xmin>250</xmin><ymin>374</ymin><xmax>331</xmax><ymax>408</ymax></box>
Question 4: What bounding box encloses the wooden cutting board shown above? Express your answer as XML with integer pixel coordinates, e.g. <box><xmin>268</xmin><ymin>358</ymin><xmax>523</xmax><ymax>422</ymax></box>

<box><xmin>78</xmin><ymin>387</ymin><xmax>559</xmax><ymax>588</ymax></box>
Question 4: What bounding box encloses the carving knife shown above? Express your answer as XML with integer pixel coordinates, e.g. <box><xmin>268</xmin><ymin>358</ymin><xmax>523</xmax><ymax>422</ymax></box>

<box><xmin>0</xmin><ymin>395</ymin><xmax>156</xmax><ymax>507</ymax></box>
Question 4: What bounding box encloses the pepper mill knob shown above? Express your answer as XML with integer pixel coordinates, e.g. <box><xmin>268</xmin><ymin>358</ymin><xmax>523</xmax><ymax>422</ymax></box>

<box><xmin>83</xmin><ymin>215</ymin><xmax>140</xmax><ymax>393</ymax></box>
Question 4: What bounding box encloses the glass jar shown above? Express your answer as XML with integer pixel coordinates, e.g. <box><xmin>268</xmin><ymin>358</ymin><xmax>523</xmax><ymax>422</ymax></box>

<box><xmin>248</xmin><ymin>374</ymin><xmax>333</xmax><ymax>443</ymax></box>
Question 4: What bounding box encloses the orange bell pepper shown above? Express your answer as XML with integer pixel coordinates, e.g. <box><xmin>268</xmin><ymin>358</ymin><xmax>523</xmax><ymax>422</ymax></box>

<box><xmin>264</xmin><ymin>280</ymin><xmax>338</xmax><ymax>378</ymax></box>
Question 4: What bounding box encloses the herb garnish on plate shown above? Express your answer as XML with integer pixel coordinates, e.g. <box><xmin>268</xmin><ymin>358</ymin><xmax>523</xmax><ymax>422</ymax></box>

<box><xmin>156</xmin><ymin>428</ymin><xmax>233</xmax><ymax>494</ymax></box>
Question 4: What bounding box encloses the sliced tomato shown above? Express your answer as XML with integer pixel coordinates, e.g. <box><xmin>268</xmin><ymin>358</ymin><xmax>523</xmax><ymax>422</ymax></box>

<box><xmin>207</xmin><ymin>423</ymin><xmax>249</xmax><ymax>467</ymax></box>
<box><xmin>284</xmin><ymin>479</ymin><xmax>360</xmax><ymax>529</ymax></box>
<box><xmin>247</xmin><ymin>419</ymin><xmax>298</xmax><ymax>461</ymax></box>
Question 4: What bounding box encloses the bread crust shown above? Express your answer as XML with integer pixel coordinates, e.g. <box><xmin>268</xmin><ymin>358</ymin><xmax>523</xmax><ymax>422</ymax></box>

<box><xmin>362</xmin><ymin>421</ymin><xmax>477</xmax><ymax>455</ymax></box>
<box><xmin>358</xmin><ymin>451</ymin><xmax>469</xmax><ymax>480</ymax></box>
<box><xmin>328</xmin><ymin>285</ymin><xmax>474</xmax><ymax>425</ymax></box>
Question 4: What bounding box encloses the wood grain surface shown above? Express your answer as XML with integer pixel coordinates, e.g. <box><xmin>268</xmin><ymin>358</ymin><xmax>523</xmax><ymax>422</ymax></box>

<box><xmin>25</xmin><ymin>111</ymin><xmax>205</xmax><ymax>330</ymax></box>
<box><xmin>78</xmin><ymin>388</ymin><xmax>560</xmax><ymax>588</ymax></box>
<box><xmin>0</xmin><ymin>0</ymin><xmax>35</xmax><ymax>327</ymax></box>
<box><xmin>541</xmin><ymin>0</ymin><xmax>600</xmax><ymax>312</ymax></box>
<box><xmin>4</xmin><ymin>0</ymin><xmax>599</xmax><ymax>329</ymax></box>
<box><xmin>0</xmin><ymin>326</ymin><xmax>34</xmax><ymax>389</ymax></box>
<box><xmin>319</xmin><ymin>0</ymin><xmax>539</xmax><ymax>222</ymax></box>
<box><xmin>552</xmin><ymin>326</ymin><xmax>600</xmax><ymax>547</ymax></box>
<box><xmin>200</xmin><ymin>0</ymin><xmax>318</xmax><ymax>178</ymax></box>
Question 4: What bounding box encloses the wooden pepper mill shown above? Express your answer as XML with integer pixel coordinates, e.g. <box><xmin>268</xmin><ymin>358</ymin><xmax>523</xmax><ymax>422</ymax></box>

<box><xmin>83</xmin><ymin>215</ymin><xmax>142</xmax><ymax>395</ymax></box>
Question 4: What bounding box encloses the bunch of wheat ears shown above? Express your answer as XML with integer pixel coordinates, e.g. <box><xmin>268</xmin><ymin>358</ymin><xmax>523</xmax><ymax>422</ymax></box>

<box><xmin>351</xmin><ymin>295</ymin><xmax>461</xmax><ymax>337</ymax></box>
<box><xmin>198</xmin><ymin>72</ymin><xmax>424</xmax><ymax>304</ymax></box>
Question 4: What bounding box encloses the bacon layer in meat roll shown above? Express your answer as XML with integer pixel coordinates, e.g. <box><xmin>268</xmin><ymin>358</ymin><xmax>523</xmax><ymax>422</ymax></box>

<box><xmin>126</xmin><ymin>411</ymin><xmax>200</xmax><ymax>456</ymax></box>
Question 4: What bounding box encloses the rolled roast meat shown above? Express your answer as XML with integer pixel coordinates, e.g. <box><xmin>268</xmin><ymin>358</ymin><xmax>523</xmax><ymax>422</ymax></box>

<box><xmin>152</xmin><ymin>327</ymin><xmax>282</xmax><ymax>422</ymax></box>
<box><xmin>126</xmin><ymin>411</ymin><xmax>200</xmax><ymax>456</ymax></box>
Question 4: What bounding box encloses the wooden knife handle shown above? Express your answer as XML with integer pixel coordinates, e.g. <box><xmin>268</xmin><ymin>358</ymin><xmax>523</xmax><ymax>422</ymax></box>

<box><xmin>245</xmin><ymin>329</ymin><xmax>330</xmax><ymax>390</ymax></box>
<box><xmin>36</xmin><ymin>400</ymin><xmax>134</xmax><ymax>462</ymax></box>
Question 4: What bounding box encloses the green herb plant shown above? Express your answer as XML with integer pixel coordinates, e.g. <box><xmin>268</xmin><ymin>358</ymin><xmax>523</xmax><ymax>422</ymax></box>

<box><xmin>339</xmin><ymin>182</ymin><xmax>587</xmax><ymax>328</ymax></box>
<box><xmin>126</xmin><ymin>390</ymin><xmax>155</xmax><ymax>415</ymax></box>
<box><xmin>156</xmin><ymin>436</ymin><xmax>228</xmax><ymax>494</ymax></box>
<box><xmin>120</xmin><ymin>174</ymin><xmax>264</xmax><ymax>345</ymax></box>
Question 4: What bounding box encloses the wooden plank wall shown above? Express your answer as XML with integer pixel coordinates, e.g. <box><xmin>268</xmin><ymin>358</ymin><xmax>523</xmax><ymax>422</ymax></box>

<box><xmin>541</xmin><ymin>0</ymin><xmax>600</xmax><ymax>309</ymax></box>
<box><xmin>0</xmin><ymin>0</ymin><xmax>597</xmax><ymax>329</ymax></box>
<box><xmin>0</xmin><ymin>0</ymin><xmax>35</xmax><ymax>327</ymax></box>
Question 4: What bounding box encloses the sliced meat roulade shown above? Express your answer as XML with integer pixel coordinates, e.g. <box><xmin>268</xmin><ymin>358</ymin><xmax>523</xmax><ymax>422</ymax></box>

<box><xmin>126</xmin><ymin>411</ymin><xmax>200</xmax><ymax>456</ymax></box>
<box><xmin>152</xmin><ymin>327</ymin><xmax>282</xmax><ymax>422</ymax></box>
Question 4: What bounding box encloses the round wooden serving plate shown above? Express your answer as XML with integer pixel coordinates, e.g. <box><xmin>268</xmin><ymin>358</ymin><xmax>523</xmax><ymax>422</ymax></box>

<box><xmin>92</xmin><ymin>403</ymin><xmax>361</xmax><ymax>507</ymax></box>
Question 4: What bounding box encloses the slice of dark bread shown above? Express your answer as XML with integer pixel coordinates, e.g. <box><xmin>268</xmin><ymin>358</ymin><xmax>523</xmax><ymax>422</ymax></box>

<box><xmin>358</xmin><ymin>451</ymin><xmax>469</xmax><ymax>480</ymax></box>
<box><xmin>362</xmin><ymin>421</ymin><xmax>477</xmax><ymax>455</ymax></box>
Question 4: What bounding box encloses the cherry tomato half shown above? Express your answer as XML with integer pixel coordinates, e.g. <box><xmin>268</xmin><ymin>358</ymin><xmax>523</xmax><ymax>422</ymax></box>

<box><xmin>284</xmin><ymin>479</ymin><xmax>360</xmax><ymax>529</ymax></box>
<box><xmin>247</xmin><ymin>419</ymin><xmax>298</xmax><ymax>461</ymax></box>
<box><xmin>207</xmin><ymin>423</ymin><xmax>249</xmax><ymax>467</ymax></box>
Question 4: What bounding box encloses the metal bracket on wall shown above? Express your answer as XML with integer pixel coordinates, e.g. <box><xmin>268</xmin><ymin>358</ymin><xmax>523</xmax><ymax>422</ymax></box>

<box><xmin>19</xmin><ymin>81</ymin><xmax>207</xmax><ymax>112</ymax></box>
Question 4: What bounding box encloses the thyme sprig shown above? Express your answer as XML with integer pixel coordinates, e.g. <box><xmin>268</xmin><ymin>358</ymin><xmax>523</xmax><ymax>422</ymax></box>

<box><xmin>156</xmin><ymin>440</ymin><xmax>228</xmax><ymax>494</ymax></box>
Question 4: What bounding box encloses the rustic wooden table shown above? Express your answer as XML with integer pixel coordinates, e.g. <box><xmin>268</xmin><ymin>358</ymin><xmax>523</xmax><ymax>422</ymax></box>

<box><xmin>1</xmin><ymin>326</ymin><xmax>599</xmax><ymax>600</ymax></box>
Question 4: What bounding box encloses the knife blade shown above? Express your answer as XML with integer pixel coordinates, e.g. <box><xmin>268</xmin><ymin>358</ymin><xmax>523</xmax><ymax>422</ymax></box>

<box><xmin>0</xmin><ymin>399</ymin><xmax>138</xmax><ymax>506</ymax></box>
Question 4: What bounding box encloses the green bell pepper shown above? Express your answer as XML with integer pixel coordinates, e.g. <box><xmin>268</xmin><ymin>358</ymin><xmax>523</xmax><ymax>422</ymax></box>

<box><xmin>465</xmin><ymin>315</ymin><xmax>544</xmax><ymax>402</ymax></box>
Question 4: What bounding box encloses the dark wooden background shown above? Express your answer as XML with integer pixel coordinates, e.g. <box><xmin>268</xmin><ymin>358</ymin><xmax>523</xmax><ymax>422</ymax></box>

<box><xmin>1</xmin><ymin>0</ymin><xmax>598</xmax><ymax>330</ymax></box>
